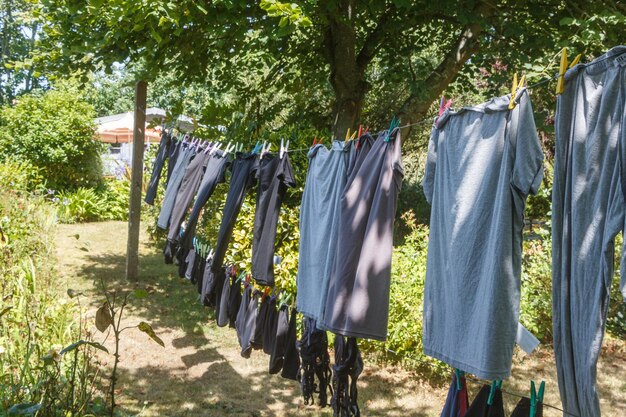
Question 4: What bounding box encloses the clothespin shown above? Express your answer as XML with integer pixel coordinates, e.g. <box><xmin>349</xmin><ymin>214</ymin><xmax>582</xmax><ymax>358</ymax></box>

<box><xmin>556</xmin><ymin>47</ymin><xmax>568</xmax><ymax>95</ymax></box>
<box><xmin>344</xmin><ymin>128</ymin><xmax>351</xmax><ymax>143</ymax></box>
<box><xmin>529</xmin><ymin>380</ymin><xmax>546</xmax><ymax>417</ymax></box>
<box><xmin>508</xmin><ymin>73</ymin><xmax>526</xmax><ymax>109</ymax></box>
<box><xmin>312</xmin><ymin>135</ymin><xmax>318</xmax><ymax>146</ymax></box>
<box><xmin>569</xmin><ymin>53</ymin><xmax>582</xmax><ymax>69</ymax></box>
<box><xmin>386</xmin><ymin>117</ymin><xmax>400</xmax><ymax>142</ymax></box>
<box><xmin>357</xmin><ymin>124</ymin><xmax>362</xmax><ymax>138</ymax></box>
<box><xmin>454</xmin><ymin>369</ymin><xmax>464</xmax><ymax>391</ymax></box>
<box><xmin>487</xmin><ymin>379</ymin><xmax>502</xmax><ymax>406</ymax></box>
<box><xmin>280</xmin><ymin>139</ymin><xmax>289</xmax><ymax>159</ymax></box>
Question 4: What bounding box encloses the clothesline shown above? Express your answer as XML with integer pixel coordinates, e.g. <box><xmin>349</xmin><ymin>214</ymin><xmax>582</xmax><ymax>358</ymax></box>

<box><xmin>384</xmin><ymin>347</ymin><xmax>580</xmax><ymax>417</ymax></box>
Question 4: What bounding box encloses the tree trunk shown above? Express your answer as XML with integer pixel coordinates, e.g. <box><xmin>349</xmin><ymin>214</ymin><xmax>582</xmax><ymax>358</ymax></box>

<box><xmin>322</xmin><ymin>0</ymin><xmax>368</xmax><ymax>140</ymax></box>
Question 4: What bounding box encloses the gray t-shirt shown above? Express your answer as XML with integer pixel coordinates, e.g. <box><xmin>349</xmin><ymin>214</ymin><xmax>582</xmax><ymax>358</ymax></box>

<box><xmin>422</xmin><ymin>89</ymin><xmax>543</xmax><ymax>379</ymax></box>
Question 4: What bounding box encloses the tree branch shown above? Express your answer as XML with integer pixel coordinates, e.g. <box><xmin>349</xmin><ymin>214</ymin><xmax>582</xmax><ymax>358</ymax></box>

<box><xmin>397</xmin><ymin>0</ymin><xmax>497</xmax><ymax>137</ymax></box>
<box><xmin>356</xmin><ymin>4</ymin><xmax>396</xmax><ymax>72</ymax></box>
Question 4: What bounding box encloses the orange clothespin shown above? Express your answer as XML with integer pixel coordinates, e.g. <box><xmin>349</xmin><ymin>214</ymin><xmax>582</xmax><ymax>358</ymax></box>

<box><xmin>556</xmin><ymin>48</ymin><xmax>568</xmax><ymax>95</ymax></box>
<box><xmin>312</xmin><ymin>135</ymin><xmax>318</xmax><ymax>146</ymax></box>
<box><xmin>245</xmin><ymin>274</ymin><xmax>251</xmax><ymax>285</ymax></box>
<box><xmin>262</xmin><ymin>287</ymin><xmax>271</xmax><ymax>300</ymax></box>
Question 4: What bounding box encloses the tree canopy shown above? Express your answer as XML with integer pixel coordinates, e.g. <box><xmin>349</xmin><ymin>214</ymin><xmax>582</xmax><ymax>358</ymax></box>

<box><xmin>27</xmin><ymin>1</ymin><xmax>626</xmax><ymax>141</ymax></box>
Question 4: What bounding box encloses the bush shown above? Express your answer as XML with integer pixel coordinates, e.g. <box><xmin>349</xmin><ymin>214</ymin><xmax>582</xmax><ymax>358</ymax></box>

<box><xmin>0</xmin><ymin>163</ymin><xmax>100</xmax><ymax>413</ymax></box>
<box><xmin>0</xmin><ymin>86</ymin><xmax>104</xmax><ymax>191</ymax></box>
<box><xmin>54</xmin><ymin>178</ymin><xmax>130</xmax><ymax>223</ymax></box>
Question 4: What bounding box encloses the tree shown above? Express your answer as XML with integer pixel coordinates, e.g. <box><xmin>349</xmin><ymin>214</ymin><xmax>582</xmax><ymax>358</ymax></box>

<box><xmin>0</xmin><ymin>84</ymin><xmax>104</xmax><ymax>190</ymax></box>
<box><xmin>33</xmin><ymin>1</ymin><xmax>624</xmax><ymax>141</ymax></box>
<box><xmin>0</xmin><ymin>0</ymin><xmax>45</xmax><ymax>105</ymax></box>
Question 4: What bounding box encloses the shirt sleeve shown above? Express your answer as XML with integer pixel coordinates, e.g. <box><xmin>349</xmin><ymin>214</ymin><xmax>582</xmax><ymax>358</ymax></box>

<box><xmin>422</xmin><ymin>124</ymin><xmax>439</xmax><ymax>205</ymax></box>
<box><xmin>279</xmin><ymin>154</ymin><xmax>297</xmax><ymax>188</ymax></box>
<box><xmin>510</xmin><ymin>90</ymin><xmax>544</xmax><ymax>196</ymax></box>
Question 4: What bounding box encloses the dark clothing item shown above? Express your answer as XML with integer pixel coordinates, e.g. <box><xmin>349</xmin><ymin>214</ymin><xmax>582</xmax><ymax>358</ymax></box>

<box><xmin>320</xmin><ymin>130</ymin><xmax>403</xmax><ymax>341</ymax></box>
<box><xmin>263</xmin><ymin>297</ymin><xmax>279</xmax><ymax>355</ymax></box>
<box><xmin>193</xmin><ymin>255</ymin><xmax>206</xmax><ymax>292</ymax></box>
<box><xmin>179</xmin><ymin>152</ymin><xmax>231</xmax><ymax>251</ymax></box>
<box><xmin>202</xmin><ymin>264</ymin><xmax>225</xmax><ymax>308</ymax></box>
<box><xmin>298</xmin><ymin>317</ymin><xmax>332</xmax><ymax>407</ymax></box>
<box><xmin>235</xmin><ymin>284</ymin><xmax>251</xmax><ymax>349</ymax></box>
<box><xmin>331</xmin><ymin>336</ymin><xmax>363</xmax><ymax>417</ymax></box>
<box><xmin>217</xmin><ymin>271</ymin><xmax>232</xmax><ymax>327</ymax></box>
<box><xmin>211</xmin><ymin>153</ymin><xmax>259</xmax><ymax>273</ymax></box>
<box><xmin>167</xmin><ymin>151</ymin><xmax>211</xmax><ymax>243</ymax></box>
<box><xmin>241</xmin><ymin>291</ymin><xmax>260</xmax><ymax>359</ymax></box>
<box><xmin>281</xmin><ymin>308</ymin><xmax>300</xmax><ymax>381</ymax></box>
<box><xmin>440</xmin><ymin>372</ymin><xmax>469</xmax><ymax>417</ymax></box>
<box><xmin>166</xmin><ymin>139</ymin><xmax>181</xmax><ymax>187</ymax></box>
<box><xmin>510</xmin><ymin>397</ymin><xmax>542</xmax><ymax>417</ymax></box>
<box><xmin>252</xmin><ymin>294</ymin><xmax>271</xmax><ymax>350</ymax></box>
<box><xmin>269</xmin><ymin>304</ymin><xmax>289</xmax><ymax>374</ymax></box>
<box><xmin>251</xmin><ymin>154</ymin><xmax>296</xmax><ymax>286</ymax></box>
<box><xmin>464</xmin><ymin>385</ymin><xmax>505</xmax><ymax>417</ymax></box>
<box><xmin>228</xmin><ymin>277</ymin><xmax>242</xmax><ymax>328</ymax></box>
<box><xmin>145</xmin><ymin>130</ymin><xmax>172</xmax><ymax>205</ymax></box>
<box><xmin>158</xmin><ymin>145</ymin><xmax>194</xmax><ymax>229</ymax></box>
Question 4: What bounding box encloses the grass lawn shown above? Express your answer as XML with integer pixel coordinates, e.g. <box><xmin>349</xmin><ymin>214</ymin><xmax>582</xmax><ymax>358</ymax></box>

<box><xmin>55</xmin><ymin>221</ymin><xmax>626</xmax><ymax>416</ymax></box>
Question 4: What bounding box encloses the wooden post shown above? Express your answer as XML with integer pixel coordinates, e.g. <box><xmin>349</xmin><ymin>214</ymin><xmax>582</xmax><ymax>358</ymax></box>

<box><xmin>125</xmin><ymin>80</ymin><xmax>147</xmax><ymax>281</ymax></box>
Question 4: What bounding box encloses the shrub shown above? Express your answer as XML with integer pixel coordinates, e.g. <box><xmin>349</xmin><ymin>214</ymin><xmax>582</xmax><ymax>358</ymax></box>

<box><xmin>0</xmin><ymin>86</ymin><xmax>104</xmax><ymax>191</ymax></box>
<box><xmin>0</xmin><ymin>173</ymin><xmax>100</xmax><ymax>414</ymax></box>
<box><xmin>55</xmin><ymin>187</ymin><xmax>107</xmax><ymax>223</ymax></box>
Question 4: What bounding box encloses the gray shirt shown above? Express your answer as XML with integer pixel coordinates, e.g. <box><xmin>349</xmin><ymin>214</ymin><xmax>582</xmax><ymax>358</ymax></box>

<box><xmin>422</xmin><ymin>90</ymin><xmax>543</xmax><ymax>379</ymax></box>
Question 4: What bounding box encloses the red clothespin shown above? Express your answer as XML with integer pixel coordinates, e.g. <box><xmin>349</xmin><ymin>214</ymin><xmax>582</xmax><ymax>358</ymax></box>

<box><xmin>312</xmin><ymin>135</ymin><xmax>318</xmax><ymax>146</ymax></box>
<box><xmin>262</xmin><ymin>287</ymin><xmax>271</xmax><ymax>300</ymax></box>
<box><xmin>357</xmin><ymin>124</ymin><xmax>363</xmax><ymax>138</ymax></box>
<box><xmin>245</xmin><ymin>274</ymin><xmax>251</xmax><ymax>285</ymax></box>
<box><xmin>436</xmin><ymin>96</ymin><xmax>452</xmax><ymax>126</ymax></box>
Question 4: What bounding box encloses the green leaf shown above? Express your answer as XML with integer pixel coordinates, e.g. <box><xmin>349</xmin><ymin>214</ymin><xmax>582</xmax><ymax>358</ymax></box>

<box><xmin>559</xmin><ymin>17</ymin><xmax>575</xmax><ymax>26</ymax></box>
<box><xmin>95</xmin><ymin>302</ymin><xmax>112</xmax><ymax>332</ymax></box>
<box><xmin>8</xmin><ymin>403</ymin><xmax>42</xmax><ymax>415</ymax></box>
<box><xmin>137</xmin><ymin>321</ymin><xmax>164</xmax><ymax>347</ymax></box>
<box><xmin>150</xmin><ymin>27</ymin><xmax>163</xmax><ymax>44</ymax></box>
<box><xmin>60</xmin><ymin>340</ymin><xmax>109</xmax><ymax>355</ymax></box>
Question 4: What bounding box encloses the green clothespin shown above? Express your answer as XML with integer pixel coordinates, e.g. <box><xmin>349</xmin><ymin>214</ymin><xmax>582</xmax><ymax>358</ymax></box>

<box><xmin>454</xmin><ymin>369</ymin><xmax>464</xmax><ymax>391</ymax></box>
<box><xmin>530</xmin><ymin>380</ymin><xmax>546</xmax><ymax>417</ymax></box>
<box><xmin>386</xmin><ymin>116</ymin><xmax>401</xmax><ymax>142</ymax></box>
<box><xmin>487</xmin><ymin>379</ymin><xmax>502</xmax><ymax>406</ymax></box>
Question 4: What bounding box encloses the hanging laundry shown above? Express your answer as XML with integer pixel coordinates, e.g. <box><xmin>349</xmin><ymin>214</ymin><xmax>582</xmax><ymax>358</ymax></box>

<box><xmin>296</xmin><ymin>141</ymin><xmax>351</xmax><ymax>322</ymax></box>
<box><xmin>163</xmin><ymin>150</ymin><xmax>211</xmax><ymax>260</ymax></box>
<box><xmin>166</xmin><ymin>137</ymin><xmax>182</xmax><ymax>187</ymax></box>
<box><xmin>211</xmin><ymin>153</ymin><xmax>260</xmax><ymax>273</ymax></box>
<box><xmin>280</xmin><ymin>307</ymin><xmax>300</xmax><ymax>381</ymax></box>
<box><xmin>182</xmin><ymin>248</ymin><xmax>196</xmax><ymax>280</ymax></box>
<box><xmin>510</xmin><ymin>397</ymin><xmax>542</xmax><ymax>417</ymax></box>
<box><xmin>241</xmin><ymin>289</ymin><xmax>260</xmax><ymax>359</ymax></box>
<box><xmin>298</xmin><ymin>317</ymin><xmax>332</xmax><ymax>407</ymax></box>
<box><xmin>269</xmin><ymin>304</ymin><xmax>289</xmax><ymax>374</ymax></box>
<box><xmin>551</xmin><ymin>45</ymin><xmax>626</xmax><ymax>417</ymax></box>
<box><xmin>262</xmin><ymin>295</ymin><xmax>279</xmax><ymax>355</ymax></box>
<box><xmin>251</xmin><ymin>292</ymin><xmax>271</xmax><ymax>350</ymax></box>
<box><xmin>227</xmin><ymin>275</ymin><xmax>242</xmax><ymax>328</ymax></box>
<box><xmin>235</xmin><ymin>283</ymin><xmax>251</xmax><ymax>350</ymax></box>
<box><xmin>440</xmin><ymin>371</ymin><xmax>469</xmax><ymax>417</ymax></box>
<box><xmin>331</xmin><ymin>336</ymin><xmax>363</xmax><ymax>417</ymax></box>
<box><xmin>251</xmin><ymin>153</ymin><xmax>296</xmax><ymax>286</ymax></box>
<box><xmin>464</xmin><ymin>384</ymin><xmax>505</xmax><ymax>417</ymax></box>
<box><xmin>216</xmin><ymin>267</ymin><xmax>235</xmax><ymax>327</ymax></box>
<box><xmin>157</xmin><ymin>142</ymin><xmax>195</xmax><ymax>229</ymax></box>
<box><xmin>145</xmin><ymin>129</ymin><xmax>172</xmax><ymax>205</ymax></box>
<box><xmin>421</xmin><ymin>89</ymin><xmax>544</xmax><ymax>379</ymax></box>
<box><xmin>179</xmin><ymin>150</ymin><xmax>232</xmax><ymax>252</ymax></box>
<box><xmin>319</xmin><ymin>129</ymin><xmax>403</xmax><ymax>341</ymax></box>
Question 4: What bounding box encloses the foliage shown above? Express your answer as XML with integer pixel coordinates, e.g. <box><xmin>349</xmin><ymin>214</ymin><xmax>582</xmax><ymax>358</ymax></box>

<box><xmin>0</xmin><ymin>160</ymin><xmax>44</xmax><ymax>193</ymax></box>
<box><xmin>0</xmin><ymin>85</ymin><xmax>104</xmax><ymax>191</ymax></box>
<box><xmin>0</xmin><ymin>0</ymin><xmax>46</xmax><ymax>105</ymax></box>
<box><xmin>0</xmin><ymin>163</ymin><xmax>101</xmax><ymax>414</ymax></box>
<box><xmin>54</xmin><ymin>178</ymin><xmax>130</xmax><ymax>223</ymax></box>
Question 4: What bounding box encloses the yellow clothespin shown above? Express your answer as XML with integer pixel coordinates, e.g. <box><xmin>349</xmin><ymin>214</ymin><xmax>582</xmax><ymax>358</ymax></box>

<box><xmin>556</xmin><ymin>47</ymin><xmax>568</xmax><ymax>95</ymax></box>
<box><xmin>344</xmin><ymin>128</ymin><xmax>351</xmax><ymax>143</ymax></box>
<box><xmin>350</xmin><ymin>131</ymin><xmax>357</xmax><ymax>140</ymax></box>
<box><xmin>508</xmin><ymin>73</ymin><xmax>519</xmax><ymax>110</ymax></box>
<box><xmin>569</xmin><ymin>53</ymin><xmax>582</xmax><ymax>69</ymax></box>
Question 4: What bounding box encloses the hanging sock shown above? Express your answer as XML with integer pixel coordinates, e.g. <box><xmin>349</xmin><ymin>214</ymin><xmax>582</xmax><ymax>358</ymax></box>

<box><xmin>439</xmin><ymin>370</ymin><xmax>469</xmax><ymax>417</ymax></box>
<box><xmin>297</xmin><ymin>317</ymin><xmax>332</xmax><ymax>407</ymax></box>
<box><xmin>331</xmin><ymin>336</ymin><xmax>363</xmax><ymax>417</ymax></box>
<box><xmin>463</xmin><ymin>383</ymin><xmax>504</xmax><ymax>417</ymax></box>
<box><xmin>280</xmin><ymin>307</ymin><xmax>300</xmax><ymax>381</ymax></box>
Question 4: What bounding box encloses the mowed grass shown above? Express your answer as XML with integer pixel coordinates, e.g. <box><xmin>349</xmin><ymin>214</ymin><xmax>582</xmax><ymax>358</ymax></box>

<box><xmin>55</xmin><ymin>221</ymin><xmax>626</xmax><ymax>416</ymax></box>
